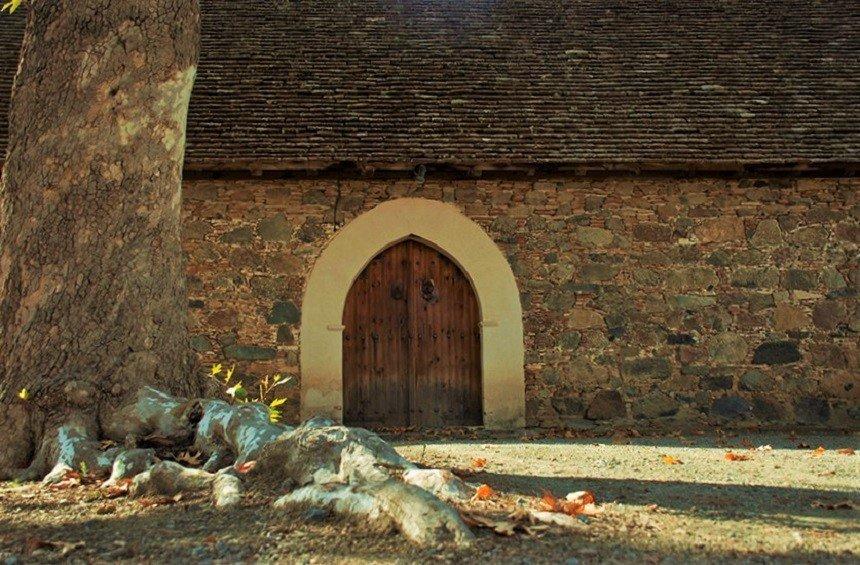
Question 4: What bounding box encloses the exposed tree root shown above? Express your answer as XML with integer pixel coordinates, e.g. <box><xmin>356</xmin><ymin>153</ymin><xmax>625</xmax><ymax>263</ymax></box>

<box><xmin>274</xmin><ymin>480</ymin><xmax>475</xmax><ymax>547</ymax></box>
<box><xmin>3</xmin><ymin>387</ymin><xmax>477</xmax><ymax>546</ymax></box>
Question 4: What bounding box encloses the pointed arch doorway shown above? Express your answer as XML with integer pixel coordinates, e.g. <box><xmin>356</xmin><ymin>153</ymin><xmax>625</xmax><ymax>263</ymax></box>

<box><xmin>300</xmin><ymin>198</ymin><xmax>525</xmax><ymax>429</ymax></box>
<box><xmin>342</xmin><ymin>238</ymin><xmax>482</xmax><ymax>428</ymax></box>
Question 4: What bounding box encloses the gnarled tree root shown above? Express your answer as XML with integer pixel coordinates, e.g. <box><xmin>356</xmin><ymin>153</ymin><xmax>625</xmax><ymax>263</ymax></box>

<box><xmin>4</xmin><ymin>386</ymin><xmax>476</xmax><ymax>547</ymax></box>
<box><xmin>274</xmin><ymin>480</ymin><xmax>475</xmax><ymax>547</ymax></box>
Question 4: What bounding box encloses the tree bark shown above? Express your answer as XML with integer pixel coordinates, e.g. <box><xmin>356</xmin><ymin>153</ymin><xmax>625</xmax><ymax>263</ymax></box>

<box><xmin>0</xmin><ymin>0</ymin><xmax>202</xmax><ymax>476</ymax></box>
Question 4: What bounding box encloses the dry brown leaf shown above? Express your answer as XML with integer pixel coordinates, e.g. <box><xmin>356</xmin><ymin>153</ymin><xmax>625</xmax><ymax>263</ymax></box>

<box><xmin>836</xmin><ymin>448</ymin><xmax>854</xmax><ymax>456</ymax></box>
<box><xmin>539</xmin><ymin>490</ymin><xmax>601</xmax><ymax>516</ymax></box>
<box><xmin>661</xmin><ymin>454</ymin><xmax>683</xmax><ymax>465</ymax></box>
<box><xmin>810</xmin><ymin>446</ymin><xmax>826</xmax><ymax>457</ymax></box>
<box><xmin>102</xmin><ymin>478</ymin><xmax>133</xmax><ymax>499</ymax></box>
<box><xmin>725</xmin><ymin>451</ymin><xmax>752</xmax><ymax>461</ymax></box>
<box><xmin>95</xmin><ymin>503</ymin><xmax>116</xmax><ymax>515</ymax></box>
<box><xmin>473</xmin><ymin>484</ymin><xmax>496</xmax><ymax>500</ymax></box>
<box><xmin>24</xmin><ymin>538</ymin><xmax>84</xmax><ymax>557</ymax></box>
<box><xmin>472</xmin><ymin>457</ymin><xmax>487</xmax><ymax>469</ymax></box>
<box><xmin>177</xmin><ymin>450</ymin><xmax>203</xmax><ymax>467</ymax></box>
<box><xmin>48</xmin><ymin>470</ymin><xmax>82</xmax><ymax>490</ymax></box>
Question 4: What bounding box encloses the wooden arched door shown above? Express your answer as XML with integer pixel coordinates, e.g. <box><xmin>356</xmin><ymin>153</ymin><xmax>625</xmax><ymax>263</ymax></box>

<box><xmin>343</xmin><ymin>238</ymin><xmax>482</xmax><ymax>428</ymax></box>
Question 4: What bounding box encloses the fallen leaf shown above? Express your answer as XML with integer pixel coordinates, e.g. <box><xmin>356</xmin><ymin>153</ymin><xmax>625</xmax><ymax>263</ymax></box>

<box><xmin>810</xmin><ymin>446</ymin><xmax>826</xmax><ymax>457</ymax></box>
<box><xmin>471</xmin><ymin>457</ymin><xmax>487</xmax><ymax>469</ymax></box>
<box><xmin>836</xmin><ymin>448</ymin><xmax>854</xmax><ymax>456</ymax></box>
<box><xmin>24</xmin><ymin>538</ymin><xmax>84</xmax><ymax>557</ymax></box>
<box><xmin>661</xmin><ymin>454</ymin><xmax>683</xmax><ymax>465</ymax></box>
<box><xmin>101</xmin><ymin>478</ymin><xmax>133</xmax><ymax>499</ymax></box>
<box><xmin>725</xmin><ymin>451</ymin><xmax>752</xmax><ymax>461</ymax></box>
<box><xmin>540</xmin><ymin>490</ymin><xmax>602</xmax><ymax>516</ymax></box>
<box><xmin>235</xmin><ymin>461</ymin><xmax>257</xmax><ymax>474</ymax></box>
<box><xmin>645</xmin><ymin>503</ymin><xmax>659</xmax><ymax>512</ymax></box>
<box><xmin>817</xmin><ymin>470</ymin><xmax>836</xmax><ymax>477</ymax></box>
<box><xmin>176</xmin><ymin>450</ymin><xmax>203</xmax><ymax>467</ymax></box>
<box><xmin>756</xmin><ymin>445</ymin><xmax>773</xmax><ymax>452</ymax></box>
<box><xmin>48</xmin><ymin>470</ymin><xmax>82</xmax><ymax>490</ymax></box>
<box><xmin>473</xmin><ymin>484</ymin><xmax>496</xmax><ymax>500</ymax></box>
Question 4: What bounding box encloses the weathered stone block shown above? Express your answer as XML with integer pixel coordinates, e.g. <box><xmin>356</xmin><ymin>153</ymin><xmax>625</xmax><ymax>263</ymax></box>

<box><xmin>667</xmin><ymin>294</ymin><xmax>716</xmax><ymax>311</ymax></box>
<box><xmin>190</xmin><ymin>335</ymin><xmax>212</xmax><ymax>352</ymax></box>
<box><xmin>666</xmin><ymin>267</ymin><xmax>719</xmax><ymax>292</ymax></box>
<box><xmin>731</xmin><ymin>267</ymin><xmax>780</xmax><ymax>289</ymax></box>
<box><xmin>257</xmin><ymin>214</ymin><xmax>293</xmax><ymax>241</ymax></box>
<box><xmin>773</xmin><ymin>303</ymin><xmax>810</xmax><ymax>332</ymax></box>
<box><xmin>696</xmin><ymin>216</ymin><xmax>744</xmax><ymax>243</ymax></box>
<box><xmin>560</xmin><ymin>331</ymin><xmax>581</xmax><ymax>350</ymax></box>
<box><xmin>621</xmin><ymin>356</ymin><xmax>671</xmax><ymax>379</ymax></box>
<box><xmin>749</xmin><ymin>218</ymin><xmax>783</xmax><ymax>247</ymax></box>
<box><xmin>633</xmin><ymin>392</ymin><xmax>679</xmax><ymax>418</ymax></box>
<box><xmin>751</xmin><ymin>396</ymin><xmax>785</xmax><ymax>421</ymax></box>
<box><xmin>739</xmin><ymin>370</ymin><xmax>774</xmax><ymax>391</ymax></box>
<box><xmin>633</xmin><ymin>223</ymin><xmax>673</xmax><ymax>242</ymax></box>
<box><xmin>793</xmin><ymin>396</ymin><xmax>830</xmax><ymax>424</ymax></box>
<box><xmin>753</xmin><ymin>341</ymin><xmax>801</xmax><ymax>365</ymax></box>
<box><xmin>785</xmin><ymin>269</ymin><xmax>818</xmax><ymax>291</ymax></box>
<box><xmin>220</xmin><ymin>226</ymin><xmax>254</xmax><ymax>244</ymax></box>
<box><xmin>667</xmin><ymin>333</ymin><xmax>697</xmax><ymax>345</ymax></box>
<box><xmin>579</xmin><ymin>263</ymin><xmax>619</xmax><ymax>282</ymax></box>
<box><xmin>702</xmin><ymin>374</ymin><xmax>734</xmax><ymax>390</ymax></box>
<box><xmin>585</xmin><ymin>390</ymin><xmax>626</xmax><ymax>420</ymax></box>
<box><xmin>225</xmin><ymin>345</ymin><xmax>277</xmax><ymax>360</ymax></box>
<box><xmin>267</xmin><ymin>301</ymin><xmax>301</xmax><ymax>325</ymax></box>
<box><xmin>276</xmin><ymin>325</ymin><xmax>294</xmax><ymax>345</ymax></box>
<box><xmin>708</xmin><ymin>332</ymin><xmax>748</xmax><ymax>364</ymax></box>
<box><xmin>576</xmin><ymin>226</ymin><xmax>614</xmax><ymax>248</ymax></box>
<box><xmin>568</xmin><ymin>308</ymin><xmax>605</xmax><ymax>329</ymax></box>
<box><xmin>711</xmin><ymin>395</ymin><xmax>753</xmax><ymax>419</ymax></box>
<box><xmin>812</xmin><ymin>300</ymin><xmax>847</xmax><ymax>330</ymax></box>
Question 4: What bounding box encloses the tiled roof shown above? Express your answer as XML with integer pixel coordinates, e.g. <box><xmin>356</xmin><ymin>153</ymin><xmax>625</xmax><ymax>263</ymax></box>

<box><xmin>1</xmin><ymin>1</ymin><xmax>858</xmax><ymax>170</ymax></box>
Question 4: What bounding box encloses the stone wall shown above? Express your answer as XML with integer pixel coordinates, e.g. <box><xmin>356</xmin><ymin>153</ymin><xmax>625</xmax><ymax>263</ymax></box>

<box><xmin>181</xmin><ymin>175</ymin><xmax>858</xmax><ymax>431</ymax></box>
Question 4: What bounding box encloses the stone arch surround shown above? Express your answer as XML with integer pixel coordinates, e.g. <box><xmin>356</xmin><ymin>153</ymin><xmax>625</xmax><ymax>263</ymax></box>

<box><xmin>300</xmin><ymin>197</ymin><xmax>525</xmax><ymax>429</ymax></box>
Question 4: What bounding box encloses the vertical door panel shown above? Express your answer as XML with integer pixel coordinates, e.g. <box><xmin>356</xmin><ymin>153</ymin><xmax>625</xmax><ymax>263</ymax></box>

<box><xmin>343</xmin><ymin>238</ymin><xmax>482</xmax><ymax>428</ymax></box>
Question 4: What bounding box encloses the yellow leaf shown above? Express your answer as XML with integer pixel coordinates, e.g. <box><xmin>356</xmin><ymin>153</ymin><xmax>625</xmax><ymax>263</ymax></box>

<box><xmin>17</xmin><ymin>388</ymin><xmax>29</xmax><ymax>401</ymax></box>
<box><xmin>660</xmin><ymin>454</ymin><xmax>683</xmax><ymax>465</ymax></box>
<box><xmin>210</xmin><ymin>363</ymin><xmax>223</xmax><ymax>376</ymax></box>
<box><xmin>269</xmin><ymin>398</ymin><xmax>287</xmax><ymax>408</ymax></box>
<box><xmin>1</xmin><ymin>0</ymin><xmax>22</xmax><ymax>14</ymax></box>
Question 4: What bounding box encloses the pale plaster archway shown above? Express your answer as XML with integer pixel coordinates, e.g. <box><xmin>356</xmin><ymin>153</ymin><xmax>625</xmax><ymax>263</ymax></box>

<box><xmin>300</xmin><ymin>198</ymin><xmax>525</xmax><ymax>429</ymax></box>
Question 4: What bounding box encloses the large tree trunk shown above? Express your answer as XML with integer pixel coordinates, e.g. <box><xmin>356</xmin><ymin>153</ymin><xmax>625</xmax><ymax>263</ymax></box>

<box><xmin>0</xmin><ymin>0</ymin><xmax>202</xmax><ymax>476</ymax></box>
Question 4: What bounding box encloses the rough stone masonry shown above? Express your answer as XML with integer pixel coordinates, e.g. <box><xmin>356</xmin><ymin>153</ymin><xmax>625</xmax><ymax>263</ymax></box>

<box><xmin>181</xmin><ymin>175</ymin><xmax>858</xmax><ymax>431</ymax></box>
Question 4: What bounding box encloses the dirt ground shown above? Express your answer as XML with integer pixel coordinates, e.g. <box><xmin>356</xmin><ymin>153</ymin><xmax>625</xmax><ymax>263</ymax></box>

<box><xmin>0</xmin><ymin>432</ymin><xmax>857</xmax><ymax>564</ymax></box>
